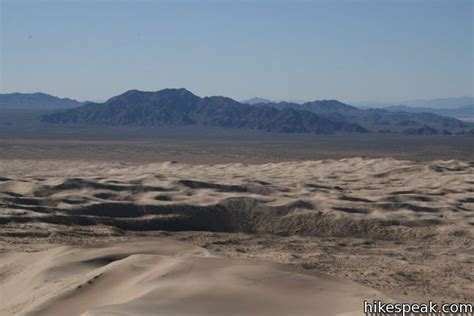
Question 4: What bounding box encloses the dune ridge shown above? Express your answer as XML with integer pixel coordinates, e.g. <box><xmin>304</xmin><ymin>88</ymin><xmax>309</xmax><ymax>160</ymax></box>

<box><xmin>1</xmin><ymin>239</ymin><xmax>389</xmax><ymax>316</ymax></box>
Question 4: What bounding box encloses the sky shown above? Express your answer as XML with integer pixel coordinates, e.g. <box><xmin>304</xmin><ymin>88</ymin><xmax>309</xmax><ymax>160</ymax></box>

<box><xmin>1</xmin><ymin>0</ymin><xmax>473</xmax><ymax>103</ymax></box>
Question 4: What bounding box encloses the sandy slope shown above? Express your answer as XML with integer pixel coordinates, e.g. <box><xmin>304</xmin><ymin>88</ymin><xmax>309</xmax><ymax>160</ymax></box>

<box><xmin>1</xmin><ymin>238</ymin><xmax>387</xmax><ymax>316</ymax></box>
<box><xmin>0</xmin><ymin>157</ymin><xmax>473</xmax><ymax>314</ymax></box>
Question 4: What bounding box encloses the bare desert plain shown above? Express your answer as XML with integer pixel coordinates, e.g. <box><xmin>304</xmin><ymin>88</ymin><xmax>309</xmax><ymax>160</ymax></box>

<box><xmin>0</xmin><ymin>133</ymin><xmax>473</xmax><ymax>315</ymax></box>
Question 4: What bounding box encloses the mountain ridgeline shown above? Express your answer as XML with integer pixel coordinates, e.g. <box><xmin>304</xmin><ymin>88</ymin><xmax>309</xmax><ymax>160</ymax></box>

<box><xmin>0</xmin><ymin>92</ymin><xmax>83</xmax><ymax>109</ymax></box>
<box><xmin>251</xmin><ymin>100</ymin><xmax>471</xmax><ymax>134</ymax></box>
<box><xmin>41</xmin><ymin>89</ymin><xmax>367</xmax><ymax>134</ymax></box>
<box><xmin>41</xmin><ymin>89</ymin><xmax>472</xmax><ymax>135</ymax></box>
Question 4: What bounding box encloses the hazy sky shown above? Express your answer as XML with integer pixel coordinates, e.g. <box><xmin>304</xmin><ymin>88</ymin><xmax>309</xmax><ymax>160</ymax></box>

<box><xmin>1</xmin><ymin>0</ymin><xmax>473</xmax><ymax>102</ymax></box>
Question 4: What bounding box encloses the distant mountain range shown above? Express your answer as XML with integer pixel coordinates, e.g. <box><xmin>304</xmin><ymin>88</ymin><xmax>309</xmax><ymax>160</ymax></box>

<box><xmin>245</xmin><ymin>96</ymin><xmax>473</xmax><ymax>121</ymax></box>
<box><xmin>250</xmin><ymin>99</ymin><xmax>470</xmax><ymax>134</ymax></box>
<box><xmin>0</xmin><ymin>92</ymin><xmax>83</xmax><ymax>109</ymax></box>
<box><xmin>382</xmin><ymin>105</ymin><xmax>473</xmax><ymax>121</ymax></box>
<box><xmin>354</xmin><ymin>96</ymin><xmax>474</xmax><ymax>109</ymax></box>
<box><xmin>40</xmin><ymin>89</ymin><xmax>473</xmax><ymax>135</ymax></box>
<box><xmin>242</xmin><ymin>97</ymin><xmax>305</xmax><ymax>105</ymax></box>
<box><xmin>41</xmin><ymin>89</ymin><xmax>367</xmax><ymax>134</ymax></box>
<box><xmin>242</xmin><ymin>97</ymin><xmax>272</xmax><ymax>105</ymax></box>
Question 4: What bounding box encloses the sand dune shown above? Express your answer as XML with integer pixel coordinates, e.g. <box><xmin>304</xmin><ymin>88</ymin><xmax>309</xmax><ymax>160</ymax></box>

<box><xmin>1</xmin><ymin>158</ymin><xmax>472</xmax><ymax>238</ymax></box>
<box><xmin>1</xmin><ymin>238</ymin><xmax>387</xmax><ymax>316</ymax></box>
<box><xmin>0</xmin><ymin>157</ymin><xmax>473</xmax><ymax>313</ymax></box>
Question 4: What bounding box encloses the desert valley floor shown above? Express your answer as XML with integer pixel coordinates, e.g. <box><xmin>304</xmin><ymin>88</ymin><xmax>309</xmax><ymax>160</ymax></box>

<box><xmin>0</xmin><ymin>136</ymin><xmax>473</xmax><ymax>315</ymax></box>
